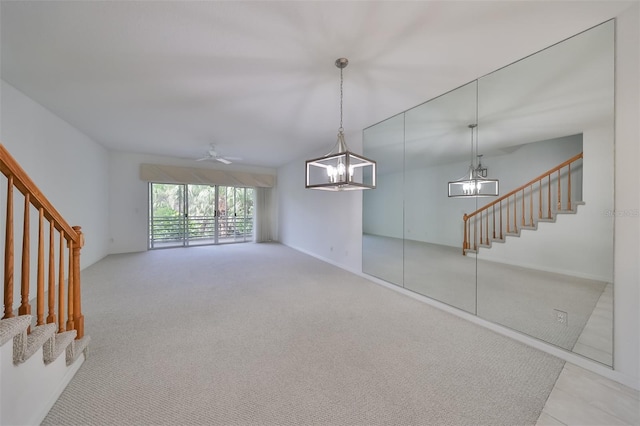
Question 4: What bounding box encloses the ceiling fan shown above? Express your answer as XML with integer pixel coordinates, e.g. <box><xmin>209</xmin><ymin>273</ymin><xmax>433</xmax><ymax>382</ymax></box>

<box><xmin>195</xmin><ymin>144</ymin><xmax>240</xmax><ymax>164</ymax></box>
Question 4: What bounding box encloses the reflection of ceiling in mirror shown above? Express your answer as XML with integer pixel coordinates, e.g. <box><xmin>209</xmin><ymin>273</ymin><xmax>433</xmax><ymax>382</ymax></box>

<box><xmin>363</xmin><ymin>114</ymin><xmax>405</xmax><ymax>175</ymax></box>
<box><xmin>478</xmin><ymin>21</ymin><xmax>614</xmax><ymax>152</ymax></box>
<box><xmin>364</xmin><ymin>20</ymin><xmax>613</xmax><ymax>174</ymax></box>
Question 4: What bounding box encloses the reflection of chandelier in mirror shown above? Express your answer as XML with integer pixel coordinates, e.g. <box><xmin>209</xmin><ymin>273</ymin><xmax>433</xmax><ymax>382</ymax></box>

<box><xmin>448</xmin><ymin>124</ymin><xmax>499</xmax><ymax>197</ymax></box>
<box><xmin>305</xmin><ymin>58</ymin><xmax>377</xmax><ymax>191</ymax></box>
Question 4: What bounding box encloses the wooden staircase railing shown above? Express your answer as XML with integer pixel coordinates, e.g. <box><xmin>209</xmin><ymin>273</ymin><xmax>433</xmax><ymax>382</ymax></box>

<box><xmin>1</xmin><ymin>144</ymin><xmax>85</xmax><ymax>339</ymax></box>
<box><xmin>463</xmin><ymin>152</ymin><xmax>583</xmax><ymax>255</ymax></box>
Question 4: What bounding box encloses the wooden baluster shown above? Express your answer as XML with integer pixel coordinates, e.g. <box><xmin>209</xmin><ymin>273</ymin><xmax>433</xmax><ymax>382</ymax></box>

<box><xmin>485</xmin><ymin>209</ymin><xmax>489</xmax><ymax>245</ymax></box>
<box><xmin>473</xmin><ymin>215</ymin><xmax>477</xmax><ymax>251</ymax></box>
<box><xmin>479</xmin><ymin>210</ymin><xmax>483</xmax><ymax>247</ymax></box>
<box><xmin>507</xmin><ymin>198</ymin><xmax>511</xmax><ymax>234</ymax></box>
<box><xmin>568</xmin><ymin>163</ymin><xmax>572</xmax><ymax>210</ymax></box>
<box><xmin>513</xmin><ymin>194</ymin><xmax>517</xmax><ymax>232</ymax></box>
<box><xmin>66</xmin><ymin>239</ymin><xmax>74</xmax><ymax>332</ymax></box>
<box><xmin>547</xmin><ymin>175</ymin><xmax>552</xmax><ymax>218</ymax></box>
<box><xmin>72</xmin><ymin>226</ymin><xmax>84</xmax><ymax>339</ymax></box>
<box><xmin>529</xmin><ymin>184</ymin><xmax>533</xmax><ymax>226</ymax></box>
<box><xmin>557</xmin><ymin>169</ymin><xmax>562</xmax><ymax>210</ymax></box>
<box><xmin>58</xmin><ymin>232</ymin><xmax>66</xmax><ymax>332</ymax></box>
<box><xmin>538</xmin><ymin>180</ymin><xmax>542</xmax><ymax>219</ymax></box>
<box><xmin>492</xmin><ymin>205</ymin><xmax>496</xmax><ymax>240</ymax></box>
<box><xmin>463</xmin><ymin>214</ymin><xmax>468</xmax><ymax>255</ymax></box>
<box><xmin>36</xmin><ymin>208</ymin><xmax>45</xmax><ymax>326</ymax></box>
<box><xmin>521</xmin><ymin>189</ymin><xmax>525</xmax><ymax>227</ymax></box>
<box><xmin>19</xmin><ymin>194</ymin><xmax>31</xmax><ymax>321</ymax></box>
<box><xmin>3</xmin><ymin>176</ymin><xmax>14</xmax><ymax>319</ymax></box>
<box><xmin>47</xmin><ymin>220</ymin><xmax>56</xmax><ymax>325</ymax></box>
<box><xmin>499</xmin><ymin>201</ymin><xmax>503</xmax><ymax>240</ymax></box>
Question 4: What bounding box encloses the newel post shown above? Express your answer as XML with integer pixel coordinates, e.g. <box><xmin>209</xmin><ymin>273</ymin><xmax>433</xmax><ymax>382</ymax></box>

<box><xmin>72</xmin><ymin>226</ymin><xmax>84</xmax><ymax>339</ymax></box>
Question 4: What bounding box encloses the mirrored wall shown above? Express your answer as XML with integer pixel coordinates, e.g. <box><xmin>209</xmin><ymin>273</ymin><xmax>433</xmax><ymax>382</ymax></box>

<box><xmin>362</xmin><ymin>20</ymin><xmax>614</xmax><ymax>366</ymax></box>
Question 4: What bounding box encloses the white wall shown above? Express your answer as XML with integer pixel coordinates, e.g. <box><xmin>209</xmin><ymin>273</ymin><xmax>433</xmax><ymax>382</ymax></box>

<box><xmin>277</xmin><ymin>130</ymin><xmax>363</xmax><ymax>273</ymax></box>
<box><xmin>1</xmin><ymin>341</ymin><xmax>84</xmax><ymax>426</ymax></box>
<box><xmin>0</xmin><ymin>81</ymin><xmax>110</xmax><ymax>301</ymax></box>
<box><xmin>612</xmin><ymin>2</ymin><xmax>640</xmax><ymax>388</ymax></box>
<box><xmin>108</xmin><ymin>150</ymin><xmax>277</xmax><ymax>254</ymax></box>
<box><xmin>277</xmin><ymin>5</ymin><xmax>640</xmax><ymax>388</ymax></box>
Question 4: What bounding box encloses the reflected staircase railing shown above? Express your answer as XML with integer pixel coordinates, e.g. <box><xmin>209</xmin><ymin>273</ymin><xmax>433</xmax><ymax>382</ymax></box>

<box><xmin>463</xmin><ymin>152</ymin><xmax>583</xmax><ymax>255</ymax></box>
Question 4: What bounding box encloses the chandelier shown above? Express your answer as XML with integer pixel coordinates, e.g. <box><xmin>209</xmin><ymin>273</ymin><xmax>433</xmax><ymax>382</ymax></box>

<box><xmin>305</xmin><ymin>58</ymin><xmax>377</xmax><ymax>191</ymax></box>
<box><xmin>448</xmin><ymin>124</ymin><xmax>499</xmax><ymax>197</ymax></box>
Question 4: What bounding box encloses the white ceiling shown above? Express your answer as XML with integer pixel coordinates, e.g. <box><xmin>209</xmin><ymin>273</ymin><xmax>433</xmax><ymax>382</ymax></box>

<box><xmin>0</xmin><ymin>1</ymin><xmax>634</xmax><ymax>169</ymax></box>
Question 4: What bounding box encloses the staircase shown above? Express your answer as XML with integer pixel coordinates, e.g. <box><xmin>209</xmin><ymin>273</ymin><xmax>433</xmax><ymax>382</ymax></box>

<box><xmin>463</xmin><ymin>152</ymin><xmax>583</xmax><ymax>255</ymax></box>
<box><xmin>1</xmin><ymin>143</ymin><xmax>90</xmax><ymax>425</ymax></box>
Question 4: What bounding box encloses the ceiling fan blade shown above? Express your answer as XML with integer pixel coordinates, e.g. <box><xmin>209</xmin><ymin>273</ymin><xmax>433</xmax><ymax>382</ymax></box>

<box><xmin>216</xmin><ymin>157</ymin><xmax>232</xmax><ymax>165</ymax></box>
<box><xmin>195</xmin><ymin>157</ymin><xmax>210</xmax><ymax>162</ymax></box>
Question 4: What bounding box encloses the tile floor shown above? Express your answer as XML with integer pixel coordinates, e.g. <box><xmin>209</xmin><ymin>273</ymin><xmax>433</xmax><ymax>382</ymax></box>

<box><xmin>537</xmin><ymin>362</ymin><xmax>640</xmax><ymax>425</ymax></box>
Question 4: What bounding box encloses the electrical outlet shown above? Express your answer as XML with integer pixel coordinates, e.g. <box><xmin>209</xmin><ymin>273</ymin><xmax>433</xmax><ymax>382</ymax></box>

<box><xmin>554</xmin><ymin>309</ymin><xmax>568</xmax><ymax>326</ymax></box>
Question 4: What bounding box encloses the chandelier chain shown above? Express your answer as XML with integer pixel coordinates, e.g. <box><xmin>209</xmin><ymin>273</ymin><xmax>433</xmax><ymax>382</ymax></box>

<box><xmin>339</xmin><ymin>66</ymin><xmax>344</xmax><ymax>132</ymax></box>
<box><xmin>470</xmin><ymin>124</ymin><xmax>474</xmax><ymax>169</ymax></box>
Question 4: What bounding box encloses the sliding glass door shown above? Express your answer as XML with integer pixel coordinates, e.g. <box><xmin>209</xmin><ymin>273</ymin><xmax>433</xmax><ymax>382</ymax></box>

<box><xmin>187</xmin><ymin>184</ymin><xmax>217</xmax><ymax>246</ymax></box>
<box><xmin>149</xmin><ymin>183</ymin><xmax>187</xmax><ymax>249</ymax></box>
<box><xmin>149</xmin><ymin>183</ymin><xmax>254</xmax><ymax>249</ymax></box>
<box><xmin>220</xmin><ymin>186</ymin><xmax>255</xmax><ymax>243</ymax></box>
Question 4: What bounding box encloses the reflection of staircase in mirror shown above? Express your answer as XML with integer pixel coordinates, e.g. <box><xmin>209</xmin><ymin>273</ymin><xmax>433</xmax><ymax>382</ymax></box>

<box><xmin>463</xmin><ymin>152</ymin><xmax>583</xmax><ymax>255</ymax></box>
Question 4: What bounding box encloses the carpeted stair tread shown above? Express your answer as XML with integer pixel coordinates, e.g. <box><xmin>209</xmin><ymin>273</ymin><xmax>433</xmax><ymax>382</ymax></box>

<box><xmin>44</xmin><ymin>330</ymin><xmax>77</xmax><ymax>365</ymax></box>
<box><xmin>14</xmin><ymin>323</ymin><xmax>56</xmax><ymax>364</ymax></box>
<box><xmin>0</xmin><ymin>315</ymin><xmax>32</xmax><ymax>346</ymax></box>
<box><xmin>66</xmin><ymin>335</ymin><xmax>91</xmax><ymax>366</ymax></box>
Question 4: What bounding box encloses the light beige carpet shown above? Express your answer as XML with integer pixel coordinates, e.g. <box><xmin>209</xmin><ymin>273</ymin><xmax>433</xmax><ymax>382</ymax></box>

<box><xmin>43</xmin><ymin>242</ymin><xmax>564</xmax><ymax>425</ymax></box>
